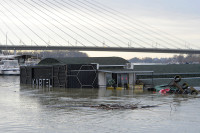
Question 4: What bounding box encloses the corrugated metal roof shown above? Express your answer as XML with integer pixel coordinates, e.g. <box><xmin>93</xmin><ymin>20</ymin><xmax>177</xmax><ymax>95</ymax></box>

<box><xmin>38</xmin><ymin>57</ymin><xmax>129</xmax><ymax>65</ymax></box>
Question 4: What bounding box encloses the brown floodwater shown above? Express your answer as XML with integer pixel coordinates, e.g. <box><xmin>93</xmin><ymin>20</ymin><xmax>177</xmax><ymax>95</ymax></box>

<box><xmin>0</xmin><ymin>76</ymin><xmax>200</xmax><ymax>133</ymax></box>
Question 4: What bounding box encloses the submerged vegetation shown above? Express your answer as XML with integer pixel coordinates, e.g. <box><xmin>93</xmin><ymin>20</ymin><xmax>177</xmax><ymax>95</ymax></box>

<box><xmin>90</xmin><ymin>104</ymin><xmax>159</xmax><ymax>110</ymax></box>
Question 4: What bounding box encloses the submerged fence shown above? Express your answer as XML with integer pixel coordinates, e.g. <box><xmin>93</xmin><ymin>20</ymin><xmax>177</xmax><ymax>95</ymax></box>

<box><xmin>134</xmin><ymin>64</ymin><xmax>200</xmax><ymax>86</ymax></box>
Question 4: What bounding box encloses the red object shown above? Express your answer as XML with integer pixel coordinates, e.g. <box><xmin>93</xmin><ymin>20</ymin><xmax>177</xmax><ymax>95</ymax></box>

<box><xmin>159</xmin><ymin>88</ymin><xmax>170</xmax><ymax>94</ymax></box>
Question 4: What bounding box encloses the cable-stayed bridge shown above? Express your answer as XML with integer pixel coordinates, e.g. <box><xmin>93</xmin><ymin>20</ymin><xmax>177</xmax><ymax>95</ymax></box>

<box><xmin>0</xmin><ymin>0</ymin><xmax>199</xmax><ymax>54</ymax></box>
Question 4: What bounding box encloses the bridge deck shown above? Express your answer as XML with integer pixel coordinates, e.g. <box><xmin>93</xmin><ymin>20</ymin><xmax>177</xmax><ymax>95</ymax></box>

<box><xmin>0</xmin><ymin>45</ymin><xmax>200</xmax><ymax>54</ymax></box>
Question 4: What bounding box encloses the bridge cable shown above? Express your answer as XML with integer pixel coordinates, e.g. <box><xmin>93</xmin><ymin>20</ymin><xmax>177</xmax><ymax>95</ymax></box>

<box><xmin>27</xmin><ymin>0</ymin><xmax>98</xmax><ymax>47</ymax></box>
<box><xmin>41</xmin><ymin>0</ymin><xmax>118</xmax><ymax>47</ymax></box>
<box><xmin>37</xmin><ymin>0</ymin><xmax>102</xmax><ymax>47</ymax></box>
<box><xmin>0</xmin><ymin>16</ymin><xmax>23</xmax><ymax>46</ymax></box>
<box><xmin>78</xmin><ymin>0</ymin><xmax>183</xmax><ymax>49</ymax></box>
<box><xmin>73</xmin><ymin>0</ymin><xmax>174</xmax><ymax>49</ymax></box>
<box><xmin>23</xmin><ymin>0</ymin><xmax>87</xmax><ymax>47</ymax></box>
<box><xmin>0</xmin><ymin>1</ymin><xmax>50</xmax><ymax>46</ymax></box>
<box><xmin>82</xmin><ymin>0</ymin><xmax>185</xmax><ymax>48</ymax></box>
<box><xmin>0</xmin><ymin>4</ymin><xmax>37</xmax><ymax>46</ymax></box>
<box><xmin>46</xmin><ymin>0</ymin><xmax>130</xmax><ymax>47</ymax></box>
<box><xmin>63</xmin><ymin>0</ymin><xmax>150</xmax><ymax>48</ymax></box>
<box><xmin>0</xmin><ymin>28</ymin><xmax>15</xmax><ymax>46</ymax></box>
<box><xmin>91</xmin><ymin>0</ymin><xmax>200</xmax><ymax>49</ymax></box>
<box><xmin>5</xmin><ymin>0</ymin><xmax>63</xmax><ymax>46</ymax></box>
<box><xmin>53</xmin><ymin>0</ymin><xmax>144</xmax><ymax>48</ymax></box>
<box><xmin>84</xmin><ymin>0</ymin><xmax>200</xmax><ymax>49</ymax></box>
<box><xmin>15</xmin><ymin>0</ymin><xmax>74</xmax><ymax>47</ymax></box>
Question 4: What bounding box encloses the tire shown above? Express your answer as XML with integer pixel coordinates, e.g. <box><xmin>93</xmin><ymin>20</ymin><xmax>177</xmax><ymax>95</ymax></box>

<box><xmin>174</xmin><ymin>75</ymin><xmax>181</xmax><ymax>83</ymax></box>
<box><xmin>182</xmin><ymin>83</ymin><xmax>189</xmax><ymax>89</ymax></box>
<box><xmin>191</xmin><ymin>91</ymin><xmax>198</xmax><ymax>95</ymax></box>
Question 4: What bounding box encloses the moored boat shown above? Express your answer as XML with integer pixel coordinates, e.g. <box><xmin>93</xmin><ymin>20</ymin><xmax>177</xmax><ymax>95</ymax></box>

<box><xmin>0</xmin><ymin>60</ymin><xmax>20</xmax><ymax>75</ymax></box>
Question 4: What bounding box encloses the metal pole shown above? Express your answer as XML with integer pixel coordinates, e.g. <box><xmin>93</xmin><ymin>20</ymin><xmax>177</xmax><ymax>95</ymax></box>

<box><xmin>6</xmin><ymin>32</ymin><xmax>8</xmax><ymax>56</ymax></box>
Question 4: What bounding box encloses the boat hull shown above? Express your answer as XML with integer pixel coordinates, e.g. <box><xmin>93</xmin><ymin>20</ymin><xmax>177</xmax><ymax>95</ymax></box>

<box><xmin>0</xmin><ymin>60</ymin><xmax>20</xmax><ymax>76</ymax></box>
<box><xmin>155</xmin><ymin>84</ymin><xmax>178</xmax><ymax>92</ymax></box>
<box><xmin>1</xmin><ymin>69</ymin><xmax>20</xmax><ymax>75</ymax></box>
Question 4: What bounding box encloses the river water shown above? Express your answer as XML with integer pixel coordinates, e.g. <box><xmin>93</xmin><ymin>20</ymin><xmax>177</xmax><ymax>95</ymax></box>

<box><xmin>0</xmin><ymin>76</ymin><xmax>200</xmax><ymax>133</ymax></box>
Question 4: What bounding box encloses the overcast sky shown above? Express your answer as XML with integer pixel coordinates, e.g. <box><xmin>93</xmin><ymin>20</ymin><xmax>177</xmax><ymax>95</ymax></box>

<box><xmin>87</xmin><ymin>0</ymin><xmax>200</xmax><ymax>59</ymax></box>
<box><xmin>99</xmin><ymin>0</ymin><xmax>200</xmax><ymax>42</ymax></box>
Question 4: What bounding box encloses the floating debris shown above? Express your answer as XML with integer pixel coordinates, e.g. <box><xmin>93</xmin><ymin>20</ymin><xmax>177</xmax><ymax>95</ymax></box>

<box><xmin>46</xmin><ymin>102</ymin><xmax>159</xmax><ymax>110</ymax></box>
<box><xmin>155</xmin><ymin>75</ymin><xmax>199</xmax><ymax>95</ymax></box>
<box><xmin>90</xmin><ymin>104</ymin><xmax>159</xmax><ymax>110</ymax></box>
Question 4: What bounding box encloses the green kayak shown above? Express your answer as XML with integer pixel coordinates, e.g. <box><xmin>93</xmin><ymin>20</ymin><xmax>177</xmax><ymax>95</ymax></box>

<box><xmin>155</xmin><ymin>84</ymin><xmax>178</xmax><ymax>92</ymax></box>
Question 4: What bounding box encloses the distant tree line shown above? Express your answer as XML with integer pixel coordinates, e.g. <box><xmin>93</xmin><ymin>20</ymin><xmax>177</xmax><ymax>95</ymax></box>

<box><xmin>129</xmin><ymin>54</ymin><xmax>200</xmax><ymax>64</ymax></box>
<box><xmin>2</xmin><ymin>50</ymin><xmax>200</xmax><ymax>64</ymax></box>
<box><xmin>5</xmin><ymin>50</ymin><xmax>88</xmax><ymax>58</ymax></box>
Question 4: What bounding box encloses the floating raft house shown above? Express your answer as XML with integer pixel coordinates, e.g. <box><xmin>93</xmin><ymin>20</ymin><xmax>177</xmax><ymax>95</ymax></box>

<box><xmin>20</xmin><ymin>57</ymin><xmax>142</xmax><ymax>88</ymax></box>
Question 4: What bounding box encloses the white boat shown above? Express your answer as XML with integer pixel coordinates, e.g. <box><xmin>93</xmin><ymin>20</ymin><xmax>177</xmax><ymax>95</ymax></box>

<box><xmin>0</xmin><ymin>53</ymin><xmax>39</xmax><ymax>75</ymax></box>
<box><xmin>0</xmin><ymin>60</ymin><xmax>20</xmax><ymax>75</ymax></box>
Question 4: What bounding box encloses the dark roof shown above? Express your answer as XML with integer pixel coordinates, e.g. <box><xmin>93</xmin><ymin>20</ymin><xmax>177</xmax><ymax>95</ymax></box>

<box><xmin>38</xmin><ymin>57</ymin><xmax>129</xmax><ymax>65</ymax></box>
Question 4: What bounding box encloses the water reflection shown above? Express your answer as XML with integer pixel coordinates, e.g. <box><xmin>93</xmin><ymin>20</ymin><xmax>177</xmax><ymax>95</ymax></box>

<box><xmin>1</xmin><ymin>76</ymin><xmax>200</xmax><ymax>133</ymax></box>
<box><xmin>19</xmin><ymin>82</ymin><xmax>200</xmax><ymax>113</ymax></box>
